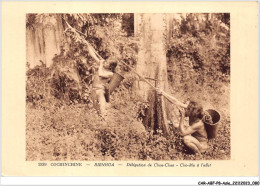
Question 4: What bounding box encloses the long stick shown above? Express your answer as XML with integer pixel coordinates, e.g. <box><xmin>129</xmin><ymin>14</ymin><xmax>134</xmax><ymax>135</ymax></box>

<box><xmin>63</xmin><ymin>18</ymin><xmax>104</xmax><ymax>61</ymax></box>
<box><xmin>119</xmin><ymin>61</ymin><xmax>157</xmax><ymax>89</ymax></box>
<box><xmin>119</xmin><ymin>60</ymin><xmax>185</xmax><ymax>109</ymax></box>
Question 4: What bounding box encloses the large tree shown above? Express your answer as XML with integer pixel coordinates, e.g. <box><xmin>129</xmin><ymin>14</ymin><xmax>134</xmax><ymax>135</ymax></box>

<box><xmin>135</xmin><ymin>14</ymin><xmax>171</xmax><ymax>136</ymax></box>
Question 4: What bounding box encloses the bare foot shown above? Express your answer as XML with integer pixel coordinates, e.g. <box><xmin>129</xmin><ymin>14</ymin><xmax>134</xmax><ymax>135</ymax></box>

<box><xmin>195</xmin><ymin>153</ymin><xmax>202</xmax><ymax>160</ymax></box>
<box><xmin>173</xmin><ymin>122</ymin><xmax>179</xmax><ymax>128</ymax></box>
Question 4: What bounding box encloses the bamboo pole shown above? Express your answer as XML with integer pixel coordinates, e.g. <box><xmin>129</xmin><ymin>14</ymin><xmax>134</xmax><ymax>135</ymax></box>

<box><xmin>119</xmin><ymin>60</ymin><xmax>157</xmax><ymax>89</ymax></box>
<box><xmin>119</xmin><ymin>60</ymin><xmax>186</xmax><ymax>110</ymax></box>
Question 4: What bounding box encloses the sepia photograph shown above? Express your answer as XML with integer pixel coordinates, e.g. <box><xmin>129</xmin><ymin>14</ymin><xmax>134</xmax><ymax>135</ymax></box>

<box><xmin>2</xmin><ymin>0</ymin><xmax>259</xmax><ymax>180</ymax></box>
<box><xmin>25</xmin><ymin>13</ymin><xmax>230</xmax><ymax>161</ymax></box>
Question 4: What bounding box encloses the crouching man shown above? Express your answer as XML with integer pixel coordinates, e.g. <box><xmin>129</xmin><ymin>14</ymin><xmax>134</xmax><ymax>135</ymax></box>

<box><xmin>155</xmin><ymin>88</ymin><xmax>208</xmax><ymax>158</ymax></box>
<box><xmin>179</xmin><ymin>101</ymin><xmax>208</xmax><ymax>158</ymax></box>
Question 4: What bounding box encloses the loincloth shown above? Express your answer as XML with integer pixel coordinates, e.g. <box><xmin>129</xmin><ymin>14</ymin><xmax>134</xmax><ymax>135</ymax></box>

<box><xmin>92</xmin><ymin>86</ymin><xmax>109</xmax><ymax>103</ymax></box>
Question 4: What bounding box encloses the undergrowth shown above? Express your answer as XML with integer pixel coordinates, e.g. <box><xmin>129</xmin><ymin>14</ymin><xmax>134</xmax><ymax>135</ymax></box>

<box><xmin>26</xmin><ymin>82</ymin><xmax>230</xmax><ymax>161</ymax></box>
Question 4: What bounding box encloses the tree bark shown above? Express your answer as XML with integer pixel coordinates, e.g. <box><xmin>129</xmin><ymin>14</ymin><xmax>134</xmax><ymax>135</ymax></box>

<box><xmin>26</xmin><ymin>14</ymin><xmax>67</xmax><ymax>68</ymax></box>
<box><xmin>135</xmin><ymin>14</ymin><xmax>170</xmax><ymax>136</ymax></box>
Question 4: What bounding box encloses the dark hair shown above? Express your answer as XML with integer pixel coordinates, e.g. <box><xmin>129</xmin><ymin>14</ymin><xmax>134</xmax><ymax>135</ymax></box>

<box><xmin>186</xmin><ymin>101</ymin><xmax>203</xmax><ymax>119</ymax></box>
<box><xmin>109</xmin><ymin>62</ymin><xmax>117</xmax><ymax>73</ymax></box>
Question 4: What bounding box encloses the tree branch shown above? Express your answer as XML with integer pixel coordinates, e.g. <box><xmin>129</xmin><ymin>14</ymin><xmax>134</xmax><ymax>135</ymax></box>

<box><xmin>63</xmin><ymin>17</ymin><xmax>104</xmax><ymax>62</ymax></box>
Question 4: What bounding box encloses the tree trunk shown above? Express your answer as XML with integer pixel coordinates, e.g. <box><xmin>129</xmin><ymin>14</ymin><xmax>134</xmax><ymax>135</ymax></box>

<box><xmin>135</xmin><ymin>14</ymin><xmax>170</xmax><ymax>136</ymax></box>
<box><xmin>26</xmin><ymin>14</ymin><xmax>67</xmax><ymax>68</ymax></box>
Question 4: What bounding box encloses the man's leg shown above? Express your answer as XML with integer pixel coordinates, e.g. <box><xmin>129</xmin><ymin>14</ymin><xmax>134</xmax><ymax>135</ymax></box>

<box><xmin>199</xmin><ymin>142</ymin><xmax>208</xmax><ymax>153</ymax></box>
<box><xmin>92</xmin><ymin>89</ymin><xmax>98</xmax><ymax>111</ymax></box>
<box><xmin>97</xmin><ymin>89</ymin><xmax>107</xmax><ymax>118</ymax></box>
<box><xmin>183</xmin><ymin>135</ymin><xmax>205</xmax><ymax>156</ymax></box>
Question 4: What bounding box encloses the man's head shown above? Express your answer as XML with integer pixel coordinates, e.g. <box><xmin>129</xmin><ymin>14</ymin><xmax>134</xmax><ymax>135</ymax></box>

<box><xmin>103</xmin><ymin>60</ymin><xmax>117</xmax><ymax>72</ymax></box>
<box><xmin>108</xmin><ymin>61</ymin><xmax>117</xmax><ymax>73</ymax></box>
<box><xmin>185</xmin><ymin>101</ymin><xmax>203</xmax><ymax>119</ymax></box>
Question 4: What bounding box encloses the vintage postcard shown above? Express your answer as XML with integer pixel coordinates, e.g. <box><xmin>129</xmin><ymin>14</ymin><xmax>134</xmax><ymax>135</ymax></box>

<box><xmin>1</xmin><ymin>1</ymin><xmax>258</xmax><ymax>177</ymax></box>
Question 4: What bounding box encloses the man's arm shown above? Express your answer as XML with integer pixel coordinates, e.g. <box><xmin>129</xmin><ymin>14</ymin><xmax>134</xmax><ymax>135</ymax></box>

<box><xmin>87</xmin><ymin>45</ymin><xmax>113</xmax><ymax>78</ymax></box>
<box><xmin>179</xmin><ymin>110</ymin><xmax>201</xmax><ymax>136</ymax></box>
<box><xmin>179</xmin><ymin>121</ymin><xmax>202</xmax><ymax>136</ymax></box>
<box><xmin>86</xmin><ymin>43</ymin><xmax>101</xmax><ymax>63</ymax></box>
<box><xmin>98</xmin><ymin>62</ymin><xmax>113</xmax><ymax>78</ymax></box>
<box><xmin>179</xmin><ymin>123</ymin><xmax>201</xmax><ymax>136</ymax></box>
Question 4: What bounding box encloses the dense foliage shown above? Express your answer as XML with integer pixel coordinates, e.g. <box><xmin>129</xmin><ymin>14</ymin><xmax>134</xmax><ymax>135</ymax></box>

<box><xmin>167</xmin><ymin>13</ymin><xmax>230</xmax><ymax>94</ymax></box>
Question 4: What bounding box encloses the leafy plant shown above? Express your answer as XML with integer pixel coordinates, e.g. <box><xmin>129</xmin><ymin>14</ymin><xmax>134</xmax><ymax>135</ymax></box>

<box><xmin>166</xmin><ymin>13</ymin><xmax>230</xmax><ymax>94</ymax></box>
